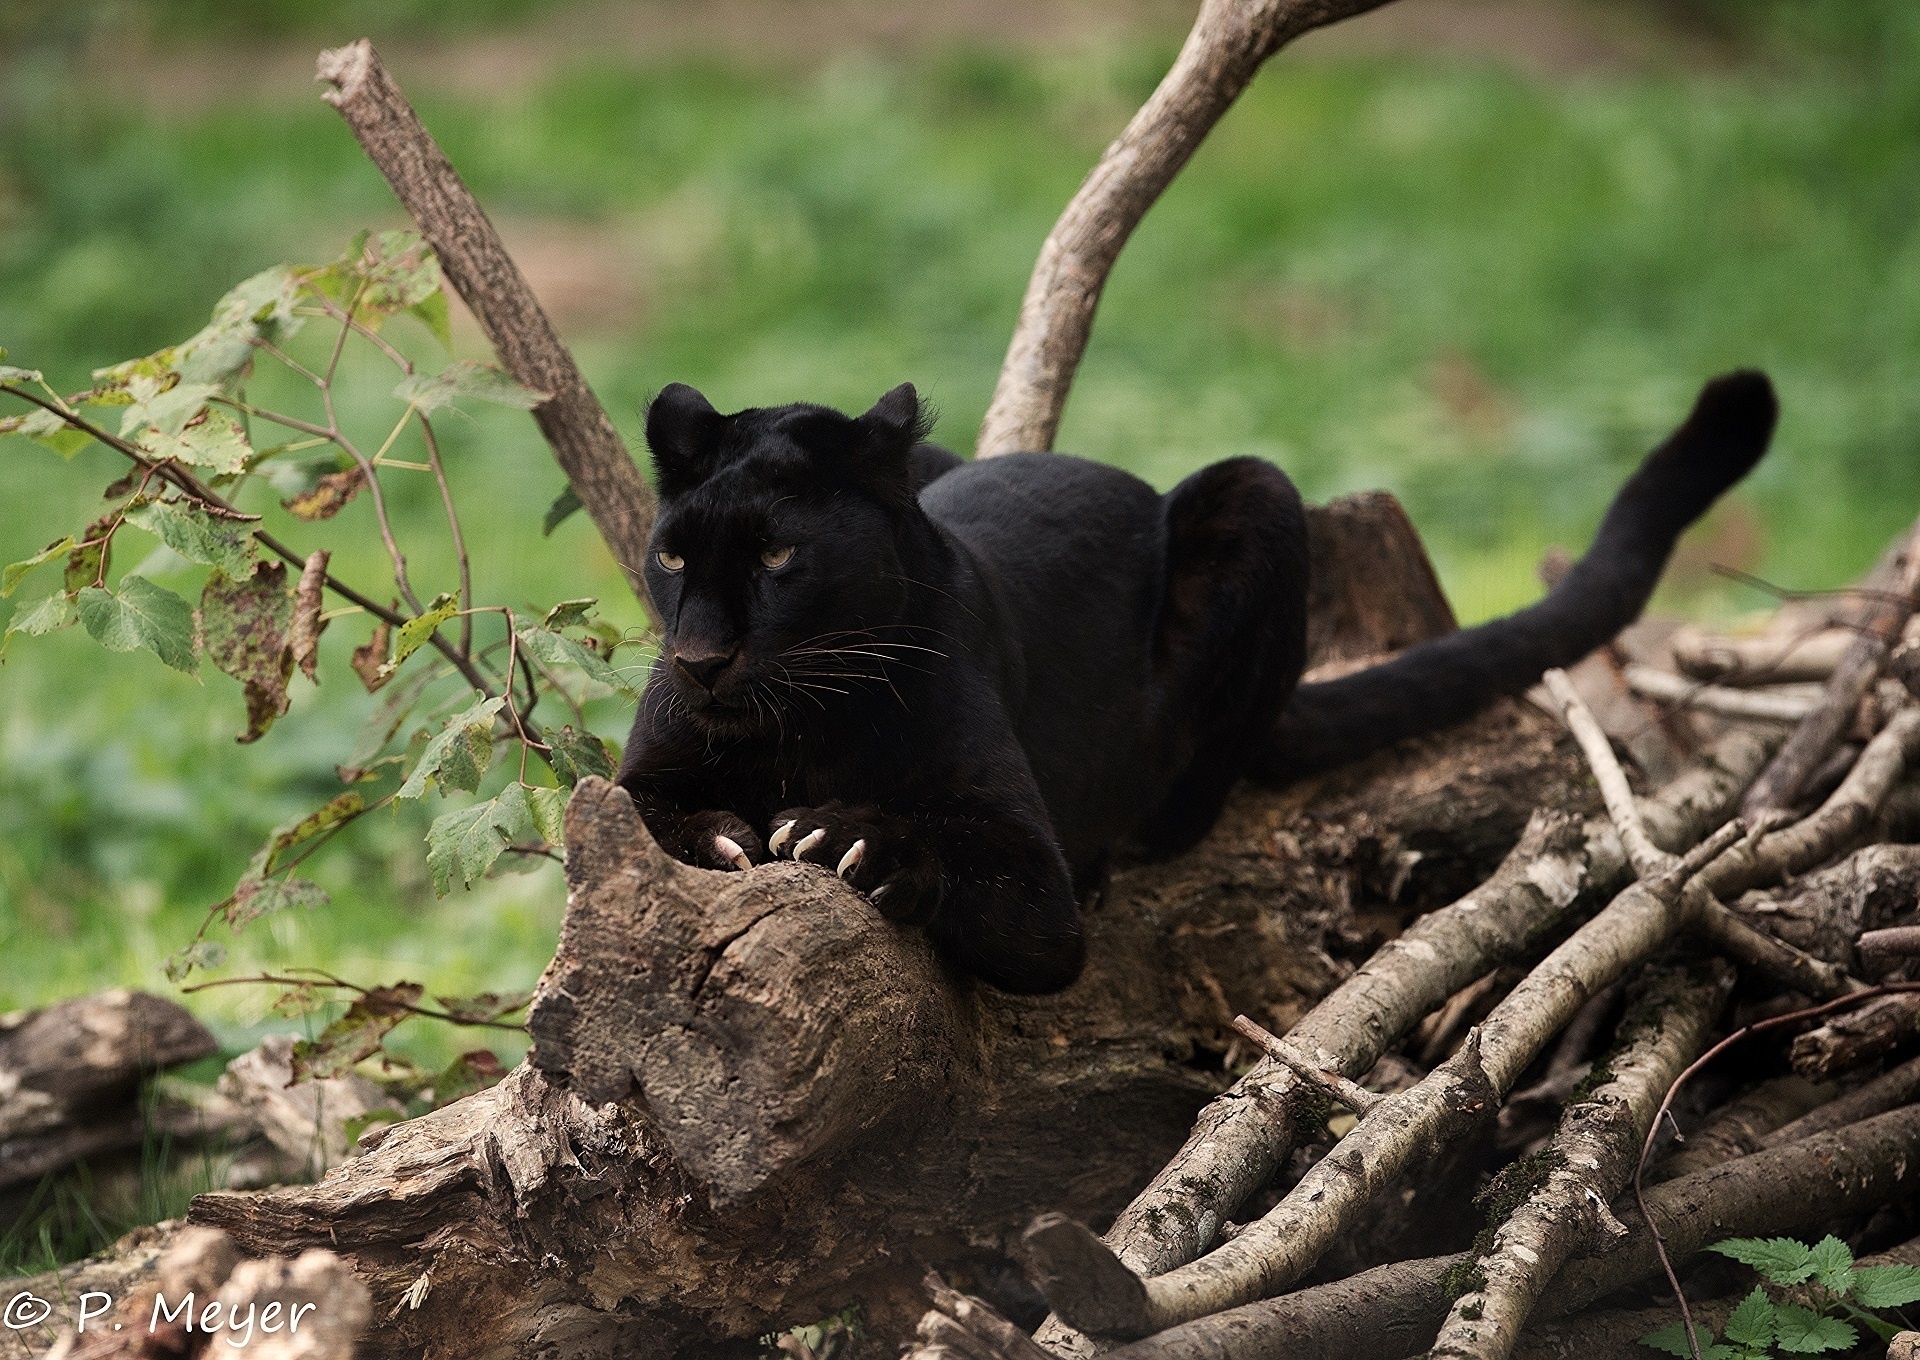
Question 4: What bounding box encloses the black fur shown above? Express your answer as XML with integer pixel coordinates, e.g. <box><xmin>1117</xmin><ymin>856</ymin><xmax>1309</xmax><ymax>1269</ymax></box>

<box><xmin>619</xmin><ymin>372</ymin><xmax>1777</xmax><ymax>994</ymax></box>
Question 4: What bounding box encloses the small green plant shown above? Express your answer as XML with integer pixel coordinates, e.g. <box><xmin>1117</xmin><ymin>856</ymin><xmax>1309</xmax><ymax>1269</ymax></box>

<box><xmin>1641</xmin><ymin>1234</ymin><xmax>1920</xmax><ymax>1358</ymax></box>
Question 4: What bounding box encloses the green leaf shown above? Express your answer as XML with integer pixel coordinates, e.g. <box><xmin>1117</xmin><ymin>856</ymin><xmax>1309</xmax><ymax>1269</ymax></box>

<box><xmin>542</xmin><ymin>484</ymin><xmax>582</xmax><ymax>536</ymax></box>
<box><xmin>546</xmin><ymin>723</ymin><xmax>616</xmax><ymax>785</ymax></box>
<box><xmin>397</xmin><ymin>696</ymin><xmax>506</xmax><ymax>799</ymax></box>
<box><xmin>433</xmin><ymin>990</ymin><xmax>532</xmax><ymax>1024</ymax></box>
<box><xmin>0</xmin><ymin>405</ymin><xmax>93</xmax><ymax>457</ymax></box>
<box><xmin>1722</xmin><ymin>1287</ymin><xmax>1776</xmax><ymax>1348</ymax></box>
<box><xmin>385</xmin><ymin>592</ymin><xmax>458</xmax><ymax>676</ymax></box>
<box><xmin>1771</xmin><ymin>1304</ymin><xmax>1855</xmax><ymax>1353</ymax></box>
<box><xmin>137</xmin><ymin>407</ymin><xmax>252</xmax><ymax>475</ymax></box>
<box><xmin>244</xmin><ymin>792</ymin><xmax>367</xmax><ymax>880</ymax></box>
<box><xmin>2</xmin><ymin>591</ymin><xmax>78</xmax><ymax>654</ymax></box>
<box><xmin>393</xmin><ymin>359</ymin><xmax>546</xmax><ymax>415</ymax></box>
<box><xmin>227</xmin><ymin>876</ymin><xmax>329</xmax><ymax>933</ymax></box>
<box><xmin>526</xmin><ymin>785</ymin><xmax>567</xmax><ymax>848</ymax></box>
<box><xmin>517</xmin><ymin>625</ymin><xmax>638</xmax><ymax>696</ymax></box>
<box><xmin>119</xmin><ymin>376</ymin><xmax>221</xmax><ymax>440</ymax></box>
<box><xmin>3</xmin><ymin>537</ymin><xmax>74</xmax><ymax>598</ymax></box>
<box><xmin>291</xmin><ymin>982</ymin><xmax>424</xmax><ymax>1081</ymax></box>
<box><xmin>336</xmin><ymin>666</ymin><xmax>439</xmax><ymax>782</ymax></box>
<box><xmin>1640</xmin><ymin>1323</ymin><xmax>1719</xmax><ymax>1358</ymax></box>
<box><xmin>1805</xmin><ymin>1235</ymin><xmax>1854</xmax><ymax>1294</ymax></box>
<box><xmin>409</xmin><ymin>290</ymin><xmax>452</xmax><ymax>349</ymax></box>
<box><xmin>1712</xmin><ymin>1238</ymin><xmax>1819</xmax><ymax>1286</ymax></box>
<box><xmin>198</xmin><ymin>561</ymin><xmax>294</xmax><ymax>741</ymax></box>
<box><xmin>77</xmin><ymin>577</ymin><xmax>198</xmax><ymax>673</ymax></box>
<box><xmin>163</xmin><ymin>940</ymin><xmax>227</xmax><ymax>983</ymax></box>
<box><xmin>269</xmin><ymin>983</ymin><xmax>328</xmax><ymax>1018</ymax></box>
<box><xmin>123</xmin><ymin>499</ymin><xmax>257</xmax><ymax>578</ymax></box>
<box><xmin>1851</xmin><ymin>1264</ymin><xmax>1920</xmax><ymax>1309</ymax></box>
<box><xmin>429</xmin><ymin>1050</ymin><xmax>506</xmax><ymax>1108</ymax></box>
<box><xmin>425</xmin><ymin>790</ymin><xmax>532</xmax><ymax>896</ymax></box>
<box><xmin>540</xmin><ymin>597</ymin><xmax>597</xmax><ymax>631</ymax></box>
<box><xmin>64</xmin><ymin>517</ymin><xmax>109</xmax><ymax>594</ymax></box>
<box><xmin>349</xmin><ymin>230</ymin><xmax>442</xmax><ymax>325</ymax></box>
<box><xmin>172</xmin><ymin>264</ymin><xmax>306</xmax><ymax>385</ymax></box>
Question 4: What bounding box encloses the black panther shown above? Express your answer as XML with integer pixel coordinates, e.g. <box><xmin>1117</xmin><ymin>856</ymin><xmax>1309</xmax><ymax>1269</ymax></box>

<box><xmin>618</xmin><ymin>372</ymin><xmax>1777</xmax><ymax>993</ymax></box>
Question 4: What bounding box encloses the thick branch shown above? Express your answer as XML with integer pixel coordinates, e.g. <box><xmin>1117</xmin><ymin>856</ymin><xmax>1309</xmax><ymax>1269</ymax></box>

<box><xmin>315</xmin><ymin>40</ymin><xmax>657</xmax><ymax>608</ymax></box>
<box><xmin>1429</xmin><ymin>961</ymin><xmax>1733</xmax><ymax>1360</ymax></box>
<box><xmin>976</xmin><ymin>0</ymin><xmax>1394</xmax><ymax>456</ymax></box>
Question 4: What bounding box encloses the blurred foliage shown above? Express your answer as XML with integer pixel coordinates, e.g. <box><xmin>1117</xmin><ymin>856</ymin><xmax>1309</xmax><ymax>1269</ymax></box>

<box><xmin>2</xmin><ymin>0</ymin><xmax>1920</xmax><ymax>1068</ymax></box>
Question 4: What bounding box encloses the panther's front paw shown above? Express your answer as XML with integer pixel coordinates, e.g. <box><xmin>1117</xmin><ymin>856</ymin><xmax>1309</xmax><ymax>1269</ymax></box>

<box><xmin>769</xmin><ymin>802</ymin><xmax>943</xmax><ymax>924</ymax></box>
<box><xmin>680</xmin><ymin>811</ymin><xmax>767</xmax><ymax>871</ymax></box>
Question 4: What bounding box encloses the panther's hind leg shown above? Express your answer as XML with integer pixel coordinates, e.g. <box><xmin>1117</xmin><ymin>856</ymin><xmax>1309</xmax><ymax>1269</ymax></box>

<box><xmin>1139</xmin><ymin>457</ymin><xmax>1310</xmax><ymax>857</ymax></box>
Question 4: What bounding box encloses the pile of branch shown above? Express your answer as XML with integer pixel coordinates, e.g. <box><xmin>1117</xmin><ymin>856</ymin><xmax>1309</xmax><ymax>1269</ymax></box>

<box><xmin>909</xmin><ymin>521</ymin><xmax>1920</xmax><ymax>1360</ymax></box>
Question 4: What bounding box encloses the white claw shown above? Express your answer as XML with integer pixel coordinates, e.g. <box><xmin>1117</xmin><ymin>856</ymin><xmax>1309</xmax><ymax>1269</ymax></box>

<box><xmin>713</xmin><ymin>834</ymin><xmax>752</xmax><ymax>872</ymax></box>
<box><xmin>792</xmin><ymin>828</ymin><xmax>827</xmax><ymax>862</ymax></box>
<box><xmin>836</xmin><ymin>839</ymin><xmax>865</xmax><ymax>878</ymax></box>
<box><xmin>769</xmin><ymin>819</ymin><xmax>797</xmax><ymax>854</ymax></box>
<box><xmin>869</xmin><ymin>884</ymin><xmax>891</xmax><ymax>905</ymax></box>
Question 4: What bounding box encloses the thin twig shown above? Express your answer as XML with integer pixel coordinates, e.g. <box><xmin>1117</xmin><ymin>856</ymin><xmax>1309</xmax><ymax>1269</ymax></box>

<box><xmin>1544</xmin><ymin>667</ymin><xmax>1671</xmax><ymax>877</ymax></box>
<box><xmin>1231</xmin><ymin>1015</ymin><xmax>1382</xmax><ymax>1117</ymax></box>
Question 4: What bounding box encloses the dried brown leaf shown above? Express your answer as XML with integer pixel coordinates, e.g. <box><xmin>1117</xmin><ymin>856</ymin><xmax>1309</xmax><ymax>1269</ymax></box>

<box><xmin>291</xmin><ymin>549</ymin><xmax>330</xmax><ymax>682</ymax></box>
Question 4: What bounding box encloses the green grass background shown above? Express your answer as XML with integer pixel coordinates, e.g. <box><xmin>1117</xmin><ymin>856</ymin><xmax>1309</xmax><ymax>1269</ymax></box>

<box><xmin>2</xmin><ymin>1</ymin><xmax>1917</xmax><ymax>1082</ymax></box>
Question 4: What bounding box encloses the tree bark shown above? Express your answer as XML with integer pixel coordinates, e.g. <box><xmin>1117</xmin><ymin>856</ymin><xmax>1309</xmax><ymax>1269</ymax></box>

<box><xmin>184</xmin><ymin>689</ymin><xmax>1595</xmax><ymax>1357</ymax></box>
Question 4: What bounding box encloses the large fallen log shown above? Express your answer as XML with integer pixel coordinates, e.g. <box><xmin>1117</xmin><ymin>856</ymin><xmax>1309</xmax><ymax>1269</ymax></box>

<box><xmin>184</xmin><ymin>685</ymin><xmax>1593</xmax><ymax>1357</ymax></box>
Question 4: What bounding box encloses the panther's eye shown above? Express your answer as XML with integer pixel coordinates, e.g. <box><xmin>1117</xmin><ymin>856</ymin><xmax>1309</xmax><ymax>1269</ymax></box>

<box><xmin>760</xmin><ymin>545</ymin><xmax>795</xmax><ymax>570</ymax></box>
<box><xmin>656</xmin><ymin>550</ymin><xmax>685</xmax><ymax>572</ymax></box>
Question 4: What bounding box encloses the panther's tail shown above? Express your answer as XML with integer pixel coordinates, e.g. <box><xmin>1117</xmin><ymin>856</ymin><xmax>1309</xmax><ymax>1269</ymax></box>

<box><xmin>1254</xmin><ymin>369</ymin><xmax>1779</xmax><ymax>781</ymax></box>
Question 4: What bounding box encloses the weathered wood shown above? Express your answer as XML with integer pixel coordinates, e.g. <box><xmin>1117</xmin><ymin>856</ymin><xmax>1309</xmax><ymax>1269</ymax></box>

<box><xmin>183</xmin><ymin>687</ymin><xmax>1593</xmax><ymax>1358</ymax></box>
<box><xmin>1303</xmin><ymin>492</ymin><xmax>1457</xmax><ymax>671</ymax></box>
<box><xmin>316</xmin><ymin>40</ymin><xmax>656</xmax><ymax>607</ymax></box>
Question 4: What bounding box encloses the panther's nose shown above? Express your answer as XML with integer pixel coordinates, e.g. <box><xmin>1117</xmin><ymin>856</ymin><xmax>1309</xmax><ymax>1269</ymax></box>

<box><xmin>674</xmin><ymin>649</ymin><xmax>735</xmax><ymax>691</ymax></box>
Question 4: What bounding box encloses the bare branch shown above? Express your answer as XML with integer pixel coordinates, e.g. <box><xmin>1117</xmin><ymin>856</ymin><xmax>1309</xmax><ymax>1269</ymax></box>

<box><xmin>316</xmin><ymin>39</ymin><xmax>658</xmax><ymax>614</ymax></box>
<box><xmin>977</xmin><ymin>0</ymin><xmax>1395</xmax><ymax>456</ymax></box>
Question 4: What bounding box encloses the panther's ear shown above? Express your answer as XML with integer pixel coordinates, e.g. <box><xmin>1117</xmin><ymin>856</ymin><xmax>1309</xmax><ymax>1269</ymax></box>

<box><xmin>646</xmin><ymin>383</ymin><xmax>724</xmax><ymax>495</ymax></box>
<box><xmin>855</xmin><ymin>383</ymin><xmax>932</xmax><ymax>454</ymax></box>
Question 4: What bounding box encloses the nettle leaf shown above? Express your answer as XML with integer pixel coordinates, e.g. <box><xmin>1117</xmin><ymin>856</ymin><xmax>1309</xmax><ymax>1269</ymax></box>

<box><xmin>1805</xmin><ymin>1235</ymin><xmax>1854</xmax><ymax>1293</ymax></box>
<box><xmin>349</xmin><ymin>230</ymin><xmax>442</xmax><ymax>326</ymax></box>
<box><xmin>2</xmin><ymin>592</ymin><xmax>78</xmax><ymax>654</ymax></box>
<box><xmin>385</xmin><ymin>592</ymin><xmax>458</xmax><ymax>677</ymax></box>
<box><xmin>138</xmin><ymin>408</ymin><xmax>252</xmax><ymax>475</ymax></box>
<box><xmin>516</xmin><ymin>624</ymin><xmax>637</xmax><ymax>696</ymax></box>
<box><xmin>540</xmin><ymin>597</ymin><xmax>597</xmax><ymax>631</ymax></box>
<box><xmin>425</xmin><ymin>787</ymin><xmax>534</xmax><ymax>896</ymax></box>
<box><xmin>291</xmin><ymin>982</ymin><xmax>425</xmax><ymax>1081</ymax></box>
<box><xmin>163</xmin><ymin>939</ymin><xmax>227</xmax><ymax>983</ymax></box>
<box><xmin>1712</xmin><ymin>1237</ymin><xmax>1819</xmax><ymax>1286</ymax></box>
<box><xmin>542</xmin><ymin>484</ymin><xmax>582</xmax><ymax>536</ymax></box>
<box><xmin>244</xmin><ymin>792</ymin><xmax>367</xmax><ymax>880</ymax></box>
<box><xmin>198</xmin><ymin>561</ymin><xmax>294</xmax><ymax>742</ymax></box>
<box><xmin>1770</xmin><ymin>1304</ymin><xmax>1855</xmax><ymax>1354</ymax></box>
<box><xmin>227</xmin><ymin>875</ymin><xmax>329</xmax><ymax>933</ymax></box>
<box><xmin>3</xmin><ymin>537</ymin><xmax>74</xmax><ymax>598</ymax></box>
<box><xmin>434</xmin><ymin>990</ymin><xmax>532</xmax><ymax>1024</ymax></box>
<box><xmin>393</xmin><ymin>360</ymin><xmax>546</xmax><ymax>415</ymax></box>
<box><xmin>0</xmin><ymin>405</ymin><xmax>93</xmax><ymax>458</ymax></box>
<box><xmin>77</xmin><ymin>577</ymin><xmax>198</xmax><ymax>674</ymax></box>
<box><xmin>526</xmin><ymin>785</ymin><xmax>567</xmax><ymax>848</ymax></box>
<box><xmin>431</xmin><ymin>1049</ymin><xmax>506</xmax><ymax>1108</ymax></box>
<box><xmin>1853</xmin><ymin>1263</ymin><xmax>1920</xmax><ymax>1309</ymax></box>
<box><xmin>124</xmin><ymin>499</ymin><xmax>257</xmax><ymax>579</ymax></box>
<box><xmin>397</xmin><ymin>695</ymin><xmax>506</xmax><ymax>799</ymax></box>
<box><xmin>1722</xmin><ymin>1287</ymin><xmax>1776</xmax><ymax>1348</ymax></box>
